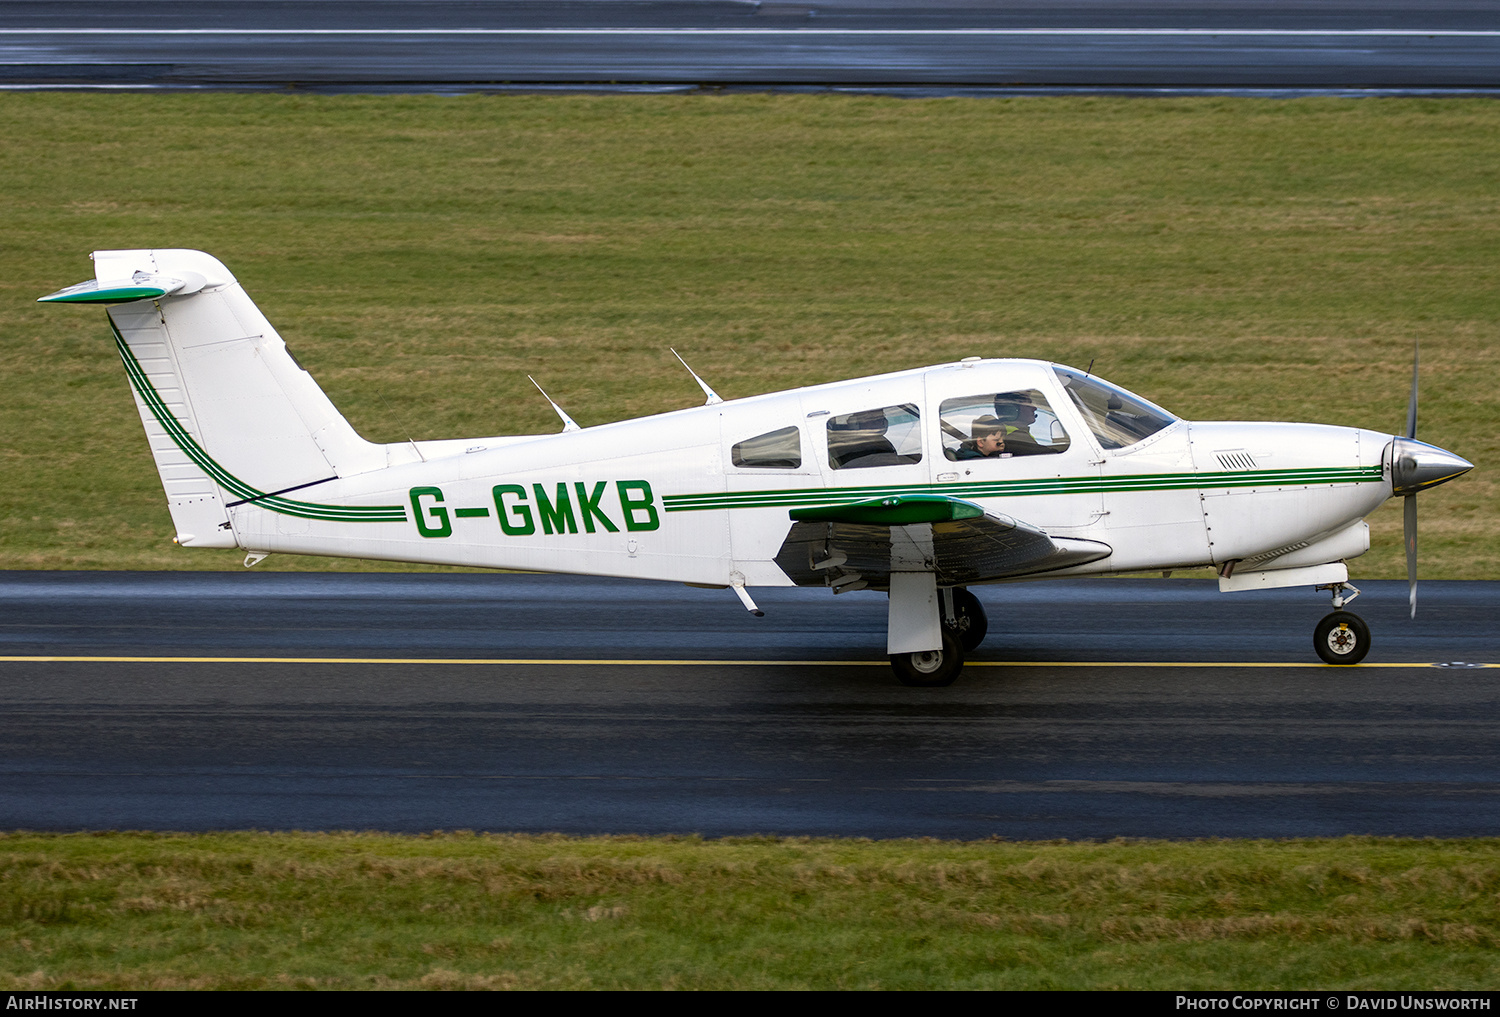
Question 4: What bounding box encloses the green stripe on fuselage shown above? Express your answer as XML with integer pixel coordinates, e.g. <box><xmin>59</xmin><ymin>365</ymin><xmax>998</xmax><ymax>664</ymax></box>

<box><xmin>662</xmin><ymin>466</ymin><xmax>1383</xmax><ymax>513</ymax></box>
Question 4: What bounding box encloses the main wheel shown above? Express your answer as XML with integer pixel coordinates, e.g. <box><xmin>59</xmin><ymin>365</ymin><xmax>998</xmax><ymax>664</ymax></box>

<box><xmin>943</xmin><ymin>587</ymin><xmax>989</xmax><ymax>652</ymax></box>
<box><xmin>1314</xmin><ymin>611</ymin><xmax>1371</xmax><ymax>665</ymax></box>
<box><xmin>890</xmin><ymin>630</ymin><xmax>965</xmax><ymax>687</ymax></box>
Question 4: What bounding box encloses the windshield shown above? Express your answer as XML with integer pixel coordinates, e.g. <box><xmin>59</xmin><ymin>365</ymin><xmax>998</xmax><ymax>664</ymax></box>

<box><xmin>1053</xmin><ymin>367</ymin><xmax>1177</xmax><ymax>450</ymax></box>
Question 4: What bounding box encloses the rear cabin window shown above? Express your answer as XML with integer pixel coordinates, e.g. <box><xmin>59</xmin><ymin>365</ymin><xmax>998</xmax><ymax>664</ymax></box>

<box><xmin>939</xmin><ymin>390</ymin><xmax>1071</xmax><ymax>462</ymax></box>
<box><xmin>827</xmin><ymin>404</ymin><xmax>923</xmax><ymax>470</ymax></box>
<box><xmin>732</xmin><ymin>425</ymin><xmax>802</xmax><ymax>469</ymax></box>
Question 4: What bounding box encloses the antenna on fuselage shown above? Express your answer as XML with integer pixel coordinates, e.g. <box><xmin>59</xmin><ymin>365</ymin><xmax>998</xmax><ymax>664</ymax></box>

<box><xmin>670</xmin><ymin>349</ymin><xmax>723</xmax><ymax>406</ymax></box>
<box><xmin>528</xmin><ymin>376</ymin><xmax>581</xmax><ymax>432</ymax></box>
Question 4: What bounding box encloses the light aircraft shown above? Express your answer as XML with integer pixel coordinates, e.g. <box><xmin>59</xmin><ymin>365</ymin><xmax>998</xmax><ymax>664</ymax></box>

<box><xmin>42</xmin><ymin>249</ymin><xmax>1474</xmax><ymax>686</ymax></box>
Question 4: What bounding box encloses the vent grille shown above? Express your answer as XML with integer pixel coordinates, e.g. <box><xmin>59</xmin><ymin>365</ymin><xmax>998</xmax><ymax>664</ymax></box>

<box><xmin>1244</xmin><ymin>541</ymin><xmax>1309</xmax><ymax>566</ymax></box>
<box><xmin>1215</xmin><ymin>450</ymin><xmax>1259</xmax><ymax>471</ymax></box>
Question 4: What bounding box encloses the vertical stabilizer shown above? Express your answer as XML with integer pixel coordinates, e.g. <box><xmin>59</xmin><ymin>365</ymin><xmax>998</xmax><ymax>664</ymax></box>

<box><xmin>52</xmin><ymin>250</ymin><xmax>389</xmax><ymax>548</ymax></box>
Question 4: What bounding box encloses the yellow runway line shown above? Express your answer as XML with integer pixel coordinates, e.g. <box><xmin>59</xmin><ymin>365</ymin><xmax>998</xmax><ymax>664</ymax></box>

<box><xmin>0</xmin><ymin>656</ymin><xmax>1491</xmax><ymax>668</ymax></box>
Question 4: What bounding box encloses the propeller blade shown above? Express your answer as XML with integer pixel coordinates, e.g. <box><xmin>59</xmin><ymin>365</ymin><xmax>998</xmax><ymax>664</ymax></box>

<box><xmin>1404</xmin><ymin>339</ymin><xmax>1420</xmax><ymax>618</ymax></box>
<box><xmin>1405</xmin><ymin>338</ymin><xmax>1420</xmax><ymax>440</ymax></box>
<box><xmin>1404</xmin><ymin>493</ymin><xmax>1418</xmax><ymax>619</ymax></box>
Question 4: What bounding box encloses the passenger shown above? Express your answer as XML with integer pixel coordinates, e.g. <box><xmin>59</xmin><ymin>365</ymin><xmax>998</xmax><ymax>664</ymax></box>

<box><xmin>953</xmin><ymin>415</ymin><xmax>1007</xmax><ymax>460</ymax></box>
<box><xmin>828</xmin><ymin>408</ymin><xmax>899</xmax><ymax>469</ymax></box>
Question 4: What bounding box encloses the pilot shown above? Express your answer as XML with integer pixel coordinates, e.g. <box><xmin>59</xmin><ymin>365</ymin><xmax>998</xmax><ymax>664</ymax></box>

<box><xmin>953</xmin><ymin>416</ymin><xmax>1007</xmax><ymax>460</ymax></box>
<box><xmin>992</xmin><ymin>391</ymin><xmax>1058</xmax><ymax>456</ymax></box>
<box><xmin>993</xmin><ymin>391</ymin><xmax>1038</xmax><ymax>436</ymax></box>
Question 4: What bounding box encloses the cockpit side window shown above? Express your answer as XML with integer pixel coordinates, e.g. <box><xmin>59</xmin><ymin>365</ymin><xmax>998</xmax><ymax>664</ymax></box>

<box><xmin>732</xmin><ymin>425</ymin><xmax>802</xmax><ymax>469</ymax></box>
<box><xmin>939</xmin><ymin>390</ymin><xmax>1071</xmax><ymax>462</ymax></box>
<box><xmin>827</xmin><ymin>403</ymin><xmax>922</xmax><ymax>470</ymax></box>
<box><xmin>1053</xmin><ymin>367</ymin><xmax>1176</xmax><ymax>450</ymax></box>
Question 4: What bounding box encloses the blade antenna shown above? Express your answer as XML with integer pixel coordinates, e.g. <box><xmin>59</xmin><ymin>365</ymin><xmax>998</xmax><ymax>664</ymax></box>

<box><xmin>670</xmin><ymin>349</ymin><xmax>723</xmax><ymax>406</ymax></box>
<box><xmin>376</xmin><ymin>388</ymin><xmax>425</xmax><ymax>462</ymax></box>
<box><xmin>528</xmin><ymin>376</ymin><xmax>581</xmax><ymax>432</ymax></box>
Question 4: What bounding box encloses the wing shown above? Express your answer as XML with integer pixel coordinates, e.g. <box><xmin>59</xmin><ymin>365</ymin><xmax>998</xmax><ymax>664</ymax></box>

<box><xmin>772</xmin><ymin>495</ymin><xmax>1111</xmax><ymax>589</ymax></box>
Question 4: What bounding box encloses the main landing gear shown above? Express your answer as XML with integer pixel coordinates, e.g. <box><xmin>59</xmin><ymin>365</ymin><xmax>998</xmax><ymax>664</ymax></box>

<box><xmin>1314</xmin><ymin>582</ymin><xmax>1371</xmax><ymax>665</ymax></box>
<box><xmin>891</xmin><ymin>629</ymin><xmax>966</xmax><ymax>687</ymax></box>
<box><xmin>888</xmin><ymin>584</ymin><xmax>989</xmax><ymax>687</ymax></box>
<box><xmin>944</xmin><ymin>587</ymin><xmax>989</xmax><ymax>653</ymax></box>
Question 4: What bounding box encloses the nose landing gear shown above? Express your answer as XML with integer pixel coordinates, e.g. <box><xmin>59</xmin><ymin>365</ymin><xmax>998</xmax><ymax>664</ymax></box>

<box><xmin>1313</xmin><ymin>582</ymin><xmax>1370</xmax><ymax>665</ymax></box>
<box><xmin>1315</xmin><ymin>612</ymin><xmax>1371</xmax><ymax>664</ymax></box>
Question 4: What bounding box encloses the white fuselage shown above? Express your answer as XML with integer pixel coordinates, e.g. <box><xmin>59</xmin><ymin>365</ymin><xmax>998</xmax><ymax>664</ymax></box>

<box><xmin>226</xmin><ymin>359</ymin><xmax>1394</xmax><ymax>588</ymax></box>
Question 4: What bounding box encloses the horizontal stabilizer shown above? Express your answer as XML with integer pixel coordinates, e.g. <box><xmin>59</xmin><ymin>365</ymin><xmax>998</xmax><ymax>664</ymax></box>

<box><xmin>38</xmin><ymin>276</ymin><xmax>182</xmax><ymax>304</ymax></box>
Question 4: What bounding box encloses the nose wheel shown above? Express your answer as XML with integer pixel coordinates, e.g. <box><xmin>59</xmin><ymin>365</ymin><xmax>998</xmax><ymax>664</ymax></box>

<box><xmin>1314</xmin><ymin>610</ymin><xmax>1371</xmax><ymax>665</ymax></box>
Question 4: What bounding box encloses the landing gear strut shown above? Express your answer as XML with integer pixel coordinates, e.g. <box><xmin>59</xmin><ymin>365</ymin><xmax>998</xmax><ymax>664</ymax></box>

<box><xmin>1313</xmin><ymin>582</ymin><xmax>1370</xmax><ymax>665</ymax></box>
<box><xmin>941</xmin><ymin>587</ymin><xmax>988</xmax><ymax>653</ymax></box>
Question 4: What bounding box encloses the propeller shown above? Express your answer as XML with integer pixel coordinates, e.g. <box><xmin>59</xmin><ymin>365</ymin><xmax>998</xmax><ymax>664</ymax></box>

<box><xmin>1404</xmin><ymin>473</ymin><xmax>1418</xmax><ymax>619</ymax></box>
<box><xmin>1389</xmin><ymin>339</ymin><xmax>1475</xmax><ymax>619</ymax></box>
<box><xmin>1404</xmin><ymin>340</ymin><xmax>1419</xmax><ymax>619</ymax></box>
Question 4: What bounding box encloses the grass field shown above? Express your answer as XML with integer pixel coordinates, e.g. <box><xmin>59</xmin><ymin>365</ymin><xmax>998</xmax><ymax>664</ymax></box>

<box><xmin>2</xmin><ymin>832</ymin><xmax>1498</xmax><ymax>990</ymax></box>
<box><xmin>1</xmin><ymin>93</ymin><xmax>1495</xmax><ymax>575</ymax></box>
<box><xmin>2</xmin><ymin>95</ymin><xmax>1495</xmax><ymax>991</ymax></box>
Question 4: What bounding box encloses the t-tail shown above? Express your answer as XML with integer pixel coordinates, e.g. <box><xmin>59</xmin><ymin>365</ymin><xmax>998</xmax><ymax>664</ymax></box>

<box><xmin>39</xmin><ymin>249</ymin><xmax>398</xmax><ymax>548</ymax></box>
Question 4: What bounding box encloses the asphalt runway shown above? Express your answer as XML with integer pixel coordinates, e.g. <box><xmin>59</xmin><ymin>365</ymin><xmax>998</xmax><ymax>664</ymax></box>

<box><xmin>2</xmin><ymin>1</ymin><xmax>1498</xmax><ymax>91</ymax></box>
<box><xmin>2</xmin><ymin>571</ymin><xmax>1497</xmax><ymax>838</ymax></box>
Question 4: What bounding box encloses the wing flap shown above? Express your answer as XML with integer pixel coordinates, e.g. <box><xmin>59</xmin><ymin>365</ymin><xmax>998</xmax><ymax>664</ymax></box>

<box><xmin>774</xmin><ymin>505</ymin><xmax>1111</xmax><ymax>589</ymax></box>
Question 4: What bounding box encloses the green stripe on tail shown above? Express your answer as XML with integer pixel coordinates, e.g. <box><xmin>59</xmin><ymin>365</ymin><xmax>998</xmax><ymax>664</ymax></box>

<box><xmin>111</xmin><ymin>322</ymin><xmax>406</xmax><ymax>524</ymax></box>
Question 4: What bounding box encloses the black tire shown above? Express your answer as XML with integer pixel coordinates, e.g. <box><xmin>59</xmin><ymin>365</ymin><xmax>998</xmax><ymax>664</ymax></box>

<box><xmin>890</xmin><ymin>630</ymin><xmax>965</xmax><ymax>687</ymax></box>
<box><xmin>1314</xmin><ymin>611</ymin><xmax>1371</xmax><ymax>665</ymax></box>
<box><xmin>943</xmin><ymin>587</ymin><xmax>989</xmax><ymax>652</ymax></box>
